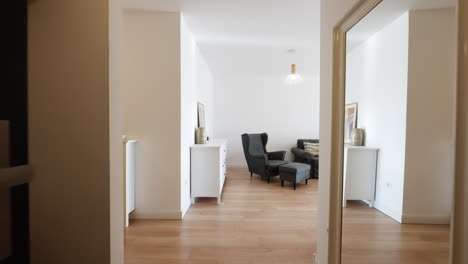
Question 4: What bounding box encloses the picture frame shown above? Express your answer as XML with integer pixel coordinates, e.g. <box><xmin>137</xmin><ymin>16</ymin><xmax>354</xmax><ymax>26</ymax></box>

<box><xmin>344</xmin><ymin>102</ymin><xmax>358</xmax><ymax>143</ymax></box>
<box><xmin>197</xmin><ymin>102</ymin><xmax>206</xmax><ymax>128</ymax></box>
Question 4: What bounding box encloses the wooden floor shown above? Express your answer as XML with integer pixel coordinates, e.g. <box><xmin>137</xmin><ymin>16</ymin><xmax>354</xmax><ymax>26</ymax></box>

<box><xmin>342</xmin><ymin>201</ymin><xmax>450</xmax><ymax>264</ymax></box>
<box><xmin>125</xmin><ymin>168</ymin><xmax>450</xmax><ymax>264</ymax></box>
<box><xmin>125</xmin><ymin>168</ymin><xmax>318</xmax><ymax>264</ymax></box>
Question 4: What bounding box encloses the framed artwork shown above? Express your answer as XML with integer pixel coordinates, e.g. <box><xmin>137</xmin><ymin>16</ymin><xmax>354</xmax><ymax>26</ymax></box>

<box><xmin>197</xmin><ymin>102</ymin><xmax>206</xmax><ymax>128</ymax></box>
<box><xmin>344</xmin><ymin>102</ymin><xmax>358</xmax><ymax>143</ymax></box>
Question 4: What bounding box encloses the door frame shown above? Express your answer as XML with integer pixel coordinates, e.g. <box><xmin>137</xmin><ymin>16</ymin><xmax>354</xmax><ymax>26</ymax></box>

<box><xmin>327</xmin><ymin>0</ymin><xmax>383</xmax><ymax>263</ymax></box>
<box><xmin>329</xmin><ymin>0</ymin><xmax>464</xmax><ymax>263</ymax></box>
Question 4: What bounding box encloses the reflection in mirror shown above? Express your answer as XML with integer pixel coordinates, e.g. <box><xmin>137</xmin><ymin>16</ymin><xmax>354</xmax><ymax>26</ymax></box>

<box><xmin>341</xmin><ymin>1</ymin><xmax>457</xmax><ymax>263</ymax></box>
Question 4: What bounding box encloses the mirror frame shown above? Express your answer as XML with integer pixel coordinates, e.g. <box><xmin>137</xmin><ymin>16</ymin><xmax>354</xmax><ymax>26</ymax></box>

<box><xmin>328</xmin><ymin>0</ymin><xmax>383</xmax><ymax>263</ymax></box>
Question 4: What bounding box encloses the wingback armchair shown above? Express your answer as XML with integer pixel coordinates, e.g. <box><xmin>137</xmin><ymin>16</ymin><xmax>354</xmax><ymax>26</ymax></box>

<box><xmin>291</xmin><ymin>139</ymin><xmax>319</xmax><ymax>179</ymax></box>
<box><xmin>241</xmin><ymin>133</ymin><xmax>287</xmax><ymax>183</ymax></box>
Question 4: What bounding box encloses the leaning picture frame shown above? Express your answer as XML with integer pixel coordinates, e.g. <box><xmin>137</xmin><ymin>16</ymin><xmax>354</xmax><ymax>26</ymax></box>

<box><xmin>344</xmin><ymin>102</ymin><xmax>358</xmax><ymax>144</ymax></box>
<box><xmin>197</xmin><ymin>102</ymin><xmax>206</xmax><ymax>128</ymax></box>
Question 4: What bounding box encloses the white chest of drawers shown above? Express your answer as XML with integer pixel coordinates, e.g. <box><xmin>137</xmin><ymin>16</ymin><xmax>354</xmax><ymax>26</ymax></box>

<box><xmin>343</xmin><ymin>145</ymin><xmax>379</xmax><ymax>207</ymax></box>
<box><xmin>190</xmin><ymin>139</ymin><xmax>227</xmax><ymax>204</ymax></box>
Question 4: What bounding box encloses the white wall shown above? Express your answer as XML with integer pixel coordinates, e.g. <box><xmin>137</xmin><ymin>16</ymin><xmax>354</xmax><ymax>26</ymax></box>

<box><xmin>123</xmin><ymin>10</ymin><xmax>182</xmax><ymax>219</ymax></box>
<box><xmin>180</xmin><ymin>17</ymin><xmax>215</xmax><ymax>217</ymax></box>
<box><xmin>205</xmin><ymin>44</ymin><xmax>320</xmax><ymax>167</ymax></box>
<box><xmin>346</xmin><ymin>9</ymin><xmax>456</xmax><ymax>224</ymax></box>
<box><xmin>346</xmin><ymin>13</ymin><xmax>410</xmax><ymax>222</ymax></box>
<box><xmin>180</xmin><ymin>16</ymin><xmax>195</xmax><ymax>217</ymax></box>
<box><xmin>403</xmin><ymin>8</ymin><xmax>456</xmax><ymax>224</ymax></box>
<box><xmin>123</xmin><ymin>11</ymin><xmax>214</xmax><ymax>219</ymax></box>
<box><xmin>194</xmin><ymin>46</ymin><xmax>215</xmax><ymax>137</ymax></box>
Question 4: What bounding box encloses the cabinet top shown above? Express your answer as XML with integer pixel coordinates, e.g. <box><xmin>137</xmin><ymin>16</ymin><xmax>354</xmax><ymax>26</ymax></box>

<box><xmin>345</xmin><ymin>145</ymin><xmax>379</xmax><ymax>151</ymax></box>
<box><xmin>191</xmin><ymin>139</ymin><xmax>227</xmax><ymax>149</ymax></box>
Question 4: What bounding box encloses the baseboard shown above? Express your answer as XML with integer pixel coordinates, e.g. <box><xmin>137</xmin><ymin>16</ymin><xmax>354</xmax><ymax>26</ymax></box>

<box><xmin>401</xmin><ymin>214</ymin><xmax>450</xmax><ymax>225</ymax></box>
<box><xmin>130</xmin><ymin>209</ymin><xmax>182</xmax><ymax>220</ymax></box>
<box><xmin>373</xmin><ymin>203</ymin><xmax>402</xmax><ymax>223</ymax></box>
<box><xmin>181</xmin><ymin>199</ymin><xmax>192</xmax><ymax>219</ymax></box>
<box><xmin>227</xmin><ymin>164</ymin><xmax>248</xmax><ymax>168</ymax></box>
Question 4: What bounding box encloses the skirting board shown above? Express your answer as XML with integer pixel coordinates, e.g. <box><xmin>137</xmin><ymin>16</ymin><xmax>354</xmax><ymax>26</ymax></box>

<box><xmin>130</xmin><ymin>210</ymin><xmax>183</xmax><ymax>220</ymax></box>
<box><xmin>227</xmin><ymin>164</ymin><xmax>248</xmax><ymax>168</ymax></box>
<box><xmin>373</xmin><ymin>202</ymin><xmax>403</xmax><ymax>223</ymax></box>
<box><xmin>181</xmin><ymin>199</ymin><xmax>192</xmax><ymax>219</ymax></box>
<box><xmin>401</xmin><ymin>214</ymin><xmax>450</xmax><ymax>225</ymax></box>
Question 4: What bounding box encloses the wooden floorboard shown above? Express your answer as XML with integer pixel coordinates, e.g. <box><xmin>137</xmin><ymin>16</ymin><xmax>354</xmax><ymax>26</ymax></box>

<box><xmin>342</xmin><ymin>201</ymin><xmax>450</xmax><ymax>264</ymax></box>
<box><xmin>125</xmin><ymin>168</ymin><xmax>450</xmax><ymax>264</ymax></box>
<box><xmin>125</xmin><ymin>168</ymin><xmax>318</xmax><ymax>264</ymax></box>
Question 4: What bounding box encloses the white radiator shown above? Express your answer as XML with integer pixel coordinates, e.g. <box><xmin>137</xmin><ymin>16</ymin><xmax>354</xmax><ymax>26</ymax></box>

<box><xmin>125</xmin><ymin>139</ymin><xmax>137</xmax><ymax>227</ymax></box>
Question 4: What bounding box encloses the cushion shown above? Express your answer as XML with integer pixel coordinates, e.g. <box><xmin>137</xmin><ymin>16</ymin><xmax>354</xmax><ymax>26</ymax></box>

<box><xmin>279</xmin><ymin>162</ymin><xmax>311</xmax><ymax>174</ymax></box>
<box><xmin>267</xmin><ymin>160</ymin><xmax>289</xmax><ymax>168</ymax></box>
<box><xmin>304</xmin><ymin>142</ymin><xmax>319</xmax><ymax>156</ymax></box>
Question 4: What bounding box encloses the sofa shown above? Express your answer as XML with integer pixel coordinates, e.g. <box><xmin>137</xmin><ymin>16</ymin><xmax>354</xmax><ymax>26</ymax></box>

<box><xmin>291</xmin><ymin>139</ymin><xmax>319</xmax><ymax>179</ymax></box>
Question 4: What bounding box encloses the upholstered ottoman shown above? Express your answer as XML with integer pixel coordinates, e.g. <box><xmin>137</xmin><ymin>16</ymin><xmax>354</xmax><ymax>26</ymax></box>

<box><xmin>279</xmin><ymin>163</ymin><xmax>311</xmax><ymax>190</ymax></box>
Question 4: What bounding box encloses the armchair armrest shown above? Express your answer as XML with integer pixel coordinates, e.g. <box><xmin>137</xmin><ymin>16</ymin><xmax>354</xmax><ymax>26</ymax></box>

<box><xmin>291</xmin><ymin>147</ymin><xmax>315</xmax><ymax>162</ymax></box>
<box><xmin>267</xmin><ymin>151</ymin><xmax>286</xmax><ymax>160</ymax></box>
<box><xmin>251</xmin><ymin>153</ymin><xmax>268</xmax><ymax>161</ymax></box>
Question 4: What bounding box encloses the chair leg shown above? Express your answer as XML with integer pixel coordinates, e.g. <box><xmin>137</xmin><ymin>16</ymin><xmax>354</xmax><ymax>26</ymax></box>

<box><xmin>294</xmin><ymin>183</ymin><xmax>296</xmax><ymax>190</ymax></box>
<box><xmin>250</xmin><ymin>172</ymin><xmax>253</xmax><ymax>179</ymax></box>
<box><xmin>281</xmin><ymin>180</ymin><xmax>284</xmax><ymax>187</ymax></box>
<box><xmin>267</xmin><ymin>177</ymin><xmax>270</xmax><ymax>183</ymax></box>
<box><xmin>306</xmin><ymin>179</ymin><xmax>308</xmax><ymax>185</ymax></box>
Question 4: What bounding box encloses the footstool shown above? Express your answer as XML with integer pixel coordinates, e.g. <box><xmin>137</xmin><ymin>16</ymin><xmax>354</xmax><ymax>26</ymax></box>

<box><xmin>279</xmin><ymin>163</ymin><xmax>311</xmax><ymax>190</ymax></box>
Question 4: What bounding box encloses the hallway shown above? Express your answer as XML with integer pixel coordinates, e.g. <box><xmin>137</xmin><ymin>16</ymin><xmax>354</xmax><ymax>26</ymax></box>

<box><xmin>125</xmin><ymin>168</ymin><xmax>318</xmax><ymax>264</ymax></box>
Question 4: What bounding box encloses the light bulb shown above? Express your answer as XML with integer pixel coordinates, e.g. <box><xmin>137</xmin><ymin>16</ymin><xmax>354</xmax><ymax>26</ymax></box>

<box><xmin>284</xmin><ymin>64</ymin><xmax>304</xmax><ymax>85</ymax></box>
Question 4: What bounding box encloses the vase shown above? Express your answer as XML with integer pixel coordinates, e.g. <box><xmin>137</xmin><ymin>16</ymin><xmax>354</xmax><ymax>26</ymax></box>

<box><xmin>195</xmin><ymin>127</ymin><xmax>207</xmax><ymax>144</ymax></box>
<box><xmin>350</xmin><ymin>128</ymin><xmax>364</xmax><ymax>146</ymax></box>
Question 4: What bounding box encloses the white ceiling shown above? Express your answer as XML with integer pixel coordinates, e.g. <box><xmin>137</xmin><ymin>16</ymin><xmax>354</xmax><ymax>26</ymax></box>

<box><xmin>124</xmin><ymin>0</ymin><xmax>320</xmax><ymax>47</ymax></box>
<box><xmin>124</xmin><ymin>0</ymin><xmax>321</xmax><ymax>77</ymax></box>
<box><xmin>347</xmin><ymin>0</ymin><xmax>457</xmax><ymax>52</ymax></box>
<box><xmin>123</xmin><ymin>0</ymin><xmax>457</xmax><ymax>77</ymax></box>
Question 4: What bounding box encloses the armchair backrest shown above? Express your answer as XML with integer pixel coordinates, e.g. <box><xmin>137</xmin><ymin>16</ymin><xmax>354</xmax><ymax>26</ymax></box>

<box><xmin>297</xmin><ymin>139</ymin><xmax>319</xmax><ymax>150</ymax></box>
<box><xmin>241</xmin><ymin>133</ymin><xmax>268</xmax><ymax>170</ymax></box>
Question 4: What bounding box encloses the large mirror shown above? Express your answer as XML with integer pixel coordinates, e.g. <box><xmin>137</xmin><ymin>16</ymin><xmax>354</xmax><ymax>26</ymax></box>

<box><xmin>341</xmin><ymin>1</ymin><xmax>457</xmax><ymax>263</ymax></box>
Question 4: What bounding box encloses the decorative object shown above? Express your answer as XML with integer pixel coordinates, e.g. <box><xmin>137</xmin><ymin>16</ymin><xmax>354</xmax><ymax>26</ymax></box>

<box><xmin>291</xmin><ymin>139</ymin><xmax>320</xmax><ymax>179</ymax></box>
<box><xmin>303</xmin><ymin>142</ymin><xmax>319</xmax><ymax>156</ymax></box>
<box><xmin>344</xmin><ymin>103</ymin><xmax>358</xmax><ymax>143</ymax></box>
<box><xmin>350</xmin><ymin>128</ymin><xmax>364</xmax><ymax>146</ymax></box>
<box><xmin>284</xmin><ymin>64</ymin><xmax>304</xmax><ymax>85</ymax></box>
<box><xmin>197</xmin><ymin>102</ymin><xmax>206</xmax><ymax>127</ymax></box>
<box><xmin>195</xmin><ymin>127</ymin><xmax>207</xmax><ymax>144</ymax></box>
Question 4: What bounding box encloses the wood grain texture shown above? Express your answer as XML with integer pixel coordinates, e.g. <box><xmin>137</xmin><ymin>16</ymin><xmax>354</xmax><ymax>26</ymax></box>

<box><xmin>125</xmin><ymin>168</ymin><xmax>449</xmax><ymax>263</ymax></box>
<box><xmin>342</xmin><ymin>201</ymin><xmax>450</xmax><ymax>264</ymax></box>
<box><xmin>125</xmin><ymin>168</ymin><xmax>317</xmax><ymax>264</ymax></box>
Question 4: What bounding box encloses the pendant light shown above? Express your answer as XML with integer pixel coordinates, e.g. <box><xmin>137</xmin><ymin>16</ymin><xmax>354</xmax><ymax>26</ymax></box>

<box><xmin>285</xmin><ymin>64</ymin><xmax>303</xmax><ymax>85</ymax></box>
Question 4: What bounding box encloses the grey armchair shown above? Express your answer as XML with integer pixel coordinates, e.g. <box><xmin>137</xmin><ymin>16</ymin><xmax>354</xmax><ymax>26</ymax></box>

<box><xmin>291</xmin><ymin>139</ymin><xmax>319</xmax><ymax>179</ymax></box>
<box><xmin>241</xmin><ymin>133</ymin><xmax>288</xmax><ymax>183</ymax></box>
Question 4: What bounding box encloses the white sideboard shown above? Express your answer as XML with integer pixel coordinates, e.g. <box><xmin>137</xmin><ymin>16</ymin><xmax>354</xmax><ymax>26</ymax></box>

<box><xmin>191</xmin><ymin>139</ymin><xmax>227</xmax><ymax>204</ymax></box>
<box><xmin>343</xmin><ymin>145</ymin><xmax>379</xmax><ymax>207</ymax></box>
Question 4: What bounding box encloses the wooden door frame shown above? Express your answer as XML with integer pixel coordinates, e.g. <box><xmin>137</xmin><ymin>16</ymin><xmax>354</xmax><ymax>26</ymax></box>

<box><xmin>327</xmin><ymin>1</ymin><xmax>383</xmax><ymax>263</ymax></box>
<box><xmin>329</xmin><ymin>1</ymin><xmax>464</xmax><ymax>264</ymax></box>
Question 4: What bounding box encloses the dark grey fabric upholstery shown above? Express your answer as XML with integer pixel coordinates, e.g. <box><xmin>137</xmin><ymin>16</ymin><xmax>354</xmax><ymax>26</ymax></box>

<box><xmin>291</xmin><ymin>139</ymin><xmax>319</xmax><ymax>179</ymax></box>
<box><xmin>279</xmin><ymin>162</ymin><xmax>311</xmax><ymax>190</ymax></box>
<box><xmin>241</xmin><ymin>133</ymin><xmax>287</xmax><ymax>182</ymax></box>
<box><xmin>279</xmin><ymin>162</ymin><xmax>311</xmax><ymax>174</ymax></box>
